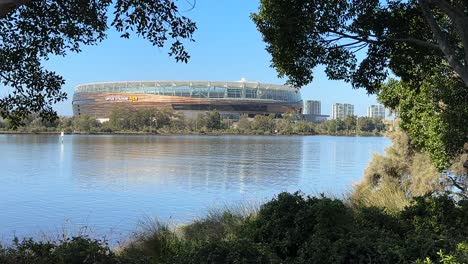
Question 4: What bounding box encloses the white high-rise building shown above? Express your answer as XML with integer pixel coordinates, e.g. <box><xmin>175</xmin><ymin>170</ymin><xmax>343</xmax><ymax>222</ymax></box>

<box><xmin>303</xmin><ymin>100</ymin><xmax>321</xmax><ymax>115</ymax></box>
<box><xmin>332</xmin><ymin>103</ymin><xmax>354</xmax><ymax>119</ymax></box>
<box><xmin>367</xmin><ymin>104</ymin><xmax>385</xmax><ymax>119</ymax></box>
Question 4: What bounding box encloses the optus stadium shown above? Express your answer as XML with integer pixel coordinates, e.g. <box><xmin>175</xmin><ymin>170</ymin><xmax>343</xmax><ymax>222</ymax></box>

<box><xmin>72</xmin><ymin>80</ymin><xmax>303</xmax><ymax>120</ymax></box>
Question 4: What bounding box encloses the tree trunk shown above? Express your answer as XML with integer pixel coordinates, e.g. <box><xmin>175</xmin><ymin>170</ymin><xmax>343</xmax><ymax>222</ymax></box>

<box><xmin>418</xmin><ymin>0</ymin><xmax>468</xmax><ymax>87</ymax></box>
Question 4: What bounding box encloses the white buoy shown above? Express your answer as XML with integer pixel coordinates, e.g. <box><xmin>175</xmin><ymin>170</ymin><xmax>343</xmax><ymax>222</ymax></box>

<box><xmin>60</xmin><ymin>131</ymin><xmax>64</xmax><ymax>144</ymax></box>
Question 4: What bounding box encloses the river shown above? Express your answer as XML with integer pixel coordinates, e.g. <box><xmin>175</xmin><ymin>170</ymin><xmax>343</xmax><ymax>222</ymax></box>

<box><xmin>0</xmin><ymin>134</ymin><xmax>390</xmax><ymax>242</ymax></box>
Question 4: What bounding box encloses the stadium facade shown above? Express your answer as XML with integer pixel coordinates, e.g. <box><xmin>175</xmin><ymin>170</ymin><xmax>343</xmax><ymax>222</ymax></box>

<box><xmin>72</xmin><ymin>80</ymin><xmax>302</xmax><ymax>120</ymax></box>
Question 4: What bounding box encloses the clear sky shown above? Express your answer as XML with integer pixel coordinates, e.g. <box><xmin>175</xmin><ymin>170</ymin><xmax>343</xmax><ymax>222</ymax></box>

<box><xmin>44</xmin><ymin>0</ymin><xmax>379</xmax><ymax>117</ymax></box>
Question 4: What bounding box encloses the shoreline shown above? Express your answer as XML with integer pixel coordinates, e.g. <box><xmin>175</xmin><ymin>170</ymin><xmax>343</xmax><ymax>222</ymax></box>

<box><xmin>0</xmin><ymin>130</ymin><xmax>385</xmax><ymax>137</ymax></box>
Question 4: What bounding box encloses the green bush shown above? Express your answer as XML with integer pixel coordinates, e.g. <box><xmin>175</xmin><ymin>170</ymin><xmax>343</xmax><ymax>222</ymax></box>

<box><xmin>178</xmin><ymin>239</ymin><xmax>277</xmax><ymax>264</ymax></box>
<box><xmin>1</xmin><ymin>193</ymin><xmax>466</xmax><ymax>263</ymax></box>
<box><xmin>242</xmin><ymin>192</ymin><xmax>467</xmax><ymax>263</ymax></box>
<box><xmin>182</xmin><ymin>210</ymin><xmax>245</xmax><ymax>242</ymax></box>
<box><xmin>0</xmin><ymin>236</ymin><xmax>145</xmax><ymax>264</ymax></box>
<box><xmin>245</xmin><ymin>192</ymin><xmax>399</xmax><ymax>263</ymax></box>
<box><xmin>416</xmin><ymin>242</ymin><xmax>468</xmax><ymax>264</ymax></box>
<box><xmin>122</xmin><ymin>221</ymin><xmax>183</xmax><ymax>263</ymax></box>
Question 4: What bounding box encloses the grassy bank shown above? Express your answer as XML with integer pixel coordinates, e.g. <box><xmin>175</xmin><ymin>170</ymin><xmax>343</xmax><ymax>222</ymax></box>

<box><xmin>1</xmin><ymin>192</ymin><xmax>466</xmax><ymax>263</ymax></box>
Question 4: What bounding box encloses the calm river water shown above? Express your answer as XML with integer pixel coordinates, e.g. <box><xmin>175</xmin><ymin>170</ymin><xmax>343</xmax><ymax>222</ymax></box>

<box><xmin>0</xmin><ymin>134</ymin><xmax>390</xmax><ymax>242</ymax></box>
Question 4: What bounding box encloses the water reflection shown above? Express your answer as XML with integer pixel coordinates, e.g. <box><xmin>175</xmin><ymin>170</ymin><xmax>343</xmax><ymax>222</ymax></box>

<box><xmin>70</xmin><ymin>135</ymin><xmax>303</xmax><ymax>192</ymax></box>
<box><xmin>0</xmin><ymin>134</ymin><xmax>390</xmax><ymax>241</ymax></box>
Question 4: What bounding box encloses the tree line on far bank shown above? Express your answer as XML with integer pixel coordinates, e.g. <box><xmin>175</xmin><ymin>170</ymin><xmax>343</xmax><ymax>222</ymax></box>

<box><xmin>0</xmin><ymin>107</ymin><xmax>388</xmax><ymax>136</ymax></box>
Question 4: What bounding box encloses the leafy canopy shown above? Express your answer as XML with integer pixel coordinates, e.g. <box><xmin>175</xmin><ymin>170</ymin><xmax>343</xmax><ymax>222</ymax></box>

<box><xmin>0</xmin><ymin>0</ymin><xmax>196</xmax><ymax>126</ymax></box>
<box><xmin>252</xmin><ymin>0</ymin><xmax>468</xmax><ymax>91</ymax></box>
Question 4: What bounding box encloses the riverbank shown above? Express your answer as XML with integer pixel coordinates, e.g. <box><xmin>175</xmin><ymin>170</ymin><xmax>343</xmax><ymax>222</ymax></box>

<box><xmin>1</xmin><ymin>192</ymin><xmax>466</xmax><ymax>263</ymax></box>
<box><xmin>0</xmin><ymin>129</ymin><xmax>385</xmax><ymax>137</ymax></box>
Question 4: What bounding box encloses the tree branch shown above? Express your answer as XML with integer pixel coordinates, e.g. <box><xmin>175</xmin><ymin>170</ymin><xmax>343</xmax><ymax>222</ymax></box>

<box><xmin>328</xmin><ymin>30</ymin><xmax>381</xmax><ymax>45</ymax></box>
<box><xmin>418</xmin><ymin>0</ymin><xmax>468</xmax><ymax>86</ymax></box>
<box><xmin>447</xmin><ymin>175</ymin><xmax>467</xmax><ymax>199</ymax></box>
<box><xmin>329</xmin><ymin>29</ymin><xmax>441</xmax><ymax>51</ymax></box>
<box><xmin>427</xmin><ymin>0</ymin><xmax>468</xmax><ymax>67</ymax></box>
<box><xmin>330</xmin><ymin>40</ymin><xmax>362</xmax><ymax>49</ymax></box>
<box><xmin>426</xmin><ymin>0</ymin><xmax>467</xmax><ymax>21</ymax></box>
<box><xmin>386</xmin><ymin>36</ymin><xmax>440</xmax><ymax>50</ymax></box>
<box><xmin>0</xmin><ymin>0</ymin><xmax>31</xmax><ymax>18</ymax></box>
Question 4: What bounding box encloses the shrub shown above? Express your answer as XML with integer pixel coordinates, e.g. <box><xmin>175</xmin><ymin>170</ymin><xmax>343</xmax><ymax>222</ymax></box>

<box><xmin>0</xmin><ymin>236</ymin><xmax>143</xmax><ymax>264</ymax></box>
<box><xmin>1</xmin><ymin>193</ymin><xmax>466</xmax><ymax>263</ymax></box>
<box><xmin>122</xmin><ymin>221</ymin><xmax>183</xmax><ymax>263</ymax></box>
<box><xmin>182</xmin><ymin>210</ymin><xmax>246</xmax><ymax>242</ymax></box>
<box><xmin>246</xmin><ymin>192</ymin><xmax>354</xmax><ymax>261</ymax></box>
<box><xmin>179</xmin><ymin>239</ymin><xmax>277</xmax><ymax>264</ymax></box>
<box><xmin>242</xmin><ymin>192</ymin><xmax>468</xmax><ymax>263</ymax></box>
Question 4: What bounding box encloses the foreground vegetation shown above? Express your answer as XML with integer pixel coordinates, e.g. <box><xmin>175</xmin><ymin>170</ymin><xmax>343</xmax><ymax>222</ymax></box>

<box><xmin>0</xmin><ymin>108</ymin><xmax>387</xmax><ymax>136</ymax></box>
<box><xmin>1</xmin><ymin>192</ymin><xmax>466</xmax><ymax>264</ymax></box>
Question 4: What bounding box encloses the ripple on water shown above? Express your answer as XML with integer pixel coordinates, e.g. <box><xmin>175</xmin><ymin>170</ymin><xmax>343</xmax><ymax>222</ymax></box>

<box><xmin>0</xmin><ymin>134</ymin><xmax>390</xmax><ymax>242</ymax></box>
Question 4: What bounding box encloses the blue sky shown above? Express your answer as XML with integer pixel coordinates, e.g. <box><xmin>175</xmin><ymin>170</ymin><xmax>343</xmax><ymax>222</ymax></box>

<box><xmin>44</xmin><ymin>0</ymin><xmax>379</xmax><ymax>117</ymax></box>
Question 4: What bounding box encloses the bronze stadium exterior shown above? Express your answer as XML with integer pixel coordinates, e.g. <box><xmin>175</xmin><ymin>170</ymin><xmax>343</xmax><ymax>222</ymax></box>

<box><xmin>72</xmin><ymin>80</ymin><xmax>303</xmax><ymax>120</ymax></box>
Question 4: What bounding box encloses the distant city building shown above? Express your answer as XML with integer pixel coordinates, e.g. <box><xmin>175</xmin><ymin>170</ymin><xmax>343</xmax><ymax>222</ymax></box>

<box><xmin>332</xmin><ymin>103</ymin><xmax>354</xmax><ymax>119</ymax></box>
<box><xmin>303</xmin><ymin>100</ymin><xmax>321</xmax><ymax>115</ymax></box>
<box><xmin>367</xmin><ymin>104</ymin><xmax>385</xmax><ymax>119</ymax></box>
<box><xmin>301</xmin><ymin>100</ymin><xmax>328</xmax><ymax>122</ymax></box>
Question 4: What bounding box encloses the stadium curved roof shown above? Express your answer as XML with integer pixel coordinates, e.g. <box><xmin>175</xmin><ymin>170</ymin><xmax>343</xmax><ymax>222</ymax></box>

<box><xmin>74</xmin><ymin>80</ymin><xmax>302</xmax><ymax>103</ymax></box>
<box><xmin>75</xmin><ymin>80</ymin><xmax>298</xmax><ymax>92</ymax></box>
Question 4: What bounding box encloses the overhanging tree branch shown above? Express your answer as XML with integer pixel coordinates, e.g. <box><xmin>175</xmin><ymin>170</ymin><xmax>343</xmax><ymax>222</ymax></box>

<box><xmin>1</xmin><ymin>0</ymin><xmax>196</xmax><ymax>126</ymax></box>
<box><xmin>328</xmin><ymin>30</ymin><xmax>381</xmax><ymax>45</ymax></box>
<box><xmin>447</xmin><ymin>174</ymin><xmax>467</xmax><ymax>199</ymax></box>
<box><xmin>329</xmin><ymin>29</ymin><xmax>441</xmax><ymax>51</ymax></box>
<box><xmin>0</xmin><ymin>0</ymin><xmax>30</xmax><ymax>18</ymax></box>
<box><xmin>386</xmin><ymin>36</ymin><xmax>441</xmax><ymax>50</ymax></box>
<box><xmin>418</xmin><ymin>0</ymin><xmax>468</xmax><ymax>85</ymax></box>
<box><xmin>427</xmin><ymin>0</ymin><xmax>468</xmax><ymax>68</ymax></box>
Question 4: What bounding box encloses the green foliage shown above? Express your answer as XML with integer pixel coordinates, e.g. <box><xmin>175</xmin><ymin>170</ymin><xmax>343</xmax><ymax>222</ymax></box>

<box><xmin>243</xmin><ymin>192</ymin><xmax>468</xmax><ymax>263</ymax></box>
<box><xmin>343</xmin><ymin>115</ymin><xmax>356</xmax><ymax>131</ymax></box>
<box><xmin>72</xmin><ymin>115</ymin><xmax>101</xmax><ymax>133</ymax></box>
<box><xmin>250</xmin><ymin>114</ymin><xmax>276</xmax><ymax>133</ymax></box>
<box><xmin>0</xmin><ymin>193</ymin><xmax>466</xmax><ymax>263</ymax></box>
<box><xmin>3</xmin><ymin>108</ymin><xmax>389</xmax><ymax>136</ymax></box>
<box><xmin>168</xmin><ymin>113</ymin><xmax>187</xmax><ymax>132</ymax></box>
<box><xmin>0</xmin><ymin>0</ymin><xmax>196</xmax><ymax>126</ymax></box>
<box><xmin>247</xmin><ymin>192</ymin><xmax>353</xmax><ymax>261</ymax></box>
<box><xmin>194</xmin><ymin>113</ymin><xmax>207</xmax><ymax>131</ymax></box>
<box><xmin>110</xmin><ymin>108</ymin><xmax>143</xmax><ymax>131</ymax></box>
<box><xmin>352</xmin><ymin>130</ymin><xmax>442</xmax><ymax>211</ymax></box>
<box><xmin>236</xmin><ymin>114</ymin><xmax>251</xmax><ymax>132</ymax></box>
<box><xmin>108</xmin><ymin>107</ymin><xmax>174</xmax><ymax>132</ymax></box>
<box><xmin>275</xmin><ymin>114</ymin><xmax>294</xmax><ymax>134</ymax></box>
<box><xmin>421</xmin><ymin>242</ymin><xmax>468</xmax><ymax>264</ymax></box>
<box><xmin>0</xmin><ymin>236</ymin><xmax>145</xmax><ymax>264</ymax></box>
<box><xmin>181</xmin><ymin>239</ymin><xmax>275</xmax><ymax>264</ymax></box>
<box><xmin>252</xmin><ymin>0</ymin><xmax>467</xmax><ymax>180</ymax></box>
<box><xmin>182</xmin><ymin>210</ymin><xmax>246</xmax><ymax>242</ymax></box>
<box><xmin>308</xmin><ymin>117</ymin><xmax>386</xmax><ymax>135</ymax></box>
<box><xmin>293</xmin><ymin>121</ymin><xmax>315</xmax><ymax>134</ymax></box>
<box><xmin>204</xmin><ymin>111</ymin><xmax>222</xmax><ymax>131</ymax></box>
<box><xmin>378</xmin><ymin>77</ymin><xmax>468</xmax><ymax>170</ymax></box>
<box><xmin>252</xmin><ymin>0</ymin><xmax>468</xmax><ymax>90</ymax></box>
<box><xmin>123</xmin><ymin>221</ymin><xmax>183</xmax><ymax>264</ymax></box>
<box><xmin>358</xmin><ymin>117</ymin><xmax>386</xmax><ymax>132</ymax></box>
<box><xmin>401</xmin><ymin>196</ymin><xmax>468</xmax><ymax>242</ymax></box>
<box><xmin>325</xmin><ymin>119</ymin><xmax>344</xmax><ymax>133</ymax></box>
